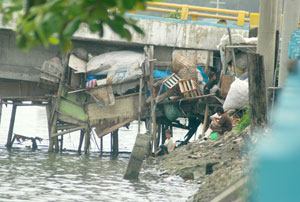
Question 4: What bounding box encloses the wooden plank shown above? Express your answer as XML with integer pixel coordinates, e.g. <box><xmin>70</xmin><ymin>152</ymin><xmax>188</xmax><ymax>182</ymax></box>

<box><xmin>97</xmin><ymin>119</ymin><xmax>134</xmax><ymax>137</ymax></box>
<box><xmin>89</xmin><ymin>85</ymin><xmax>115</xmax><ymax>107</ymax></box>
<box><xmin>87</xmin><ymin>93</ymin><xmax>145</xmax><ymax>125</ymax></box>
<box><xmin>51</xmin><ymin>126</ymin><xmax>86</xmax><ymax>138</ymax></box>
<box><xmin>58</xmin><ymin>100</ymin><xmax>88</xmax><ymax>121</ymax></box>
<box><xmin>68</xmin><ymin>54</ymin><xmax>86</xmax><ymax>73</ymax></box>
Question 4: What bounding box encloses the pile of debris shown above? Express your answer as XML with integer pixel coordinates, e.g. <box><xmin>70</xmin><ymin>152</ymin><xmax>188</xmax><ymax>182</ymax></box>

<box><xmin>156</xmin><ymin>126</ymin><xmax>250</xmax><ymax>202</ymax></box>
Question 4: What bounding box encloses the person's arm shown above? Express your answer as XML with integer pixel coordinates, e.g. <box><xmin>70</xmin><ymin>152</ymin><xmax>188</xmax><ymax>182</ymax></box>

<box><xmin>171</xmin><ymin>143</ymin><xmax>176</xmax><ymax>151</ymax></box>
<box><xmin>210</xmin><ymin>116</ymin><xmax>219</xmax><ymax>125</ymax></box>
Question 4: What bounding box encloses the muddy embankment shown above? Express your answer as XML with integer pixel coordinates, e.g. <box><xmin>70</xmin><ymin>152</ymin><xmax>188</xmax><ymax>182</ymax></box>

<box><xmin>154</xmin><ymin>127</ymin><xmax>251</xmax><ymax>202</ymax></box>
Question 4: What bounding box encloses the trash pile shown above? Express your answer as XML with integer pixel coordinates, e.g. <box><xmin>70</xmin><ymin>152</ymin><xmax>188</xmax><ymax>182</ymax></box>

<box><xmin>156</xmin><ymin>126</ymin><xmax>250</xmax><ymax>202</ymax></box>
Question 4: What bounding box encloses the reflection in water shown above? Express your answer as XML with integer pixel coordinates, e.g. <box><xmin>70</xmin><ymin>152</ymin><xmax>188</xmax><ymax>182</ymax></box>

<box><xmin>0</xmin><ymin>106</ymin><xmax>198</xmax><ymax>201</ymax></box>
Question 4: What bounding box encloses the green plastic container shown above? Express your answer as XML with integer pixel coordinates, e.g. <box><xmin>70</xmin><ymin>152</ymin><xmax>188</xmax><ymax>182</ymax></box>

<box><xmin>210</xmin><ymin>132</ymin><xmax>218</xmax><ymax>140</ymax></box>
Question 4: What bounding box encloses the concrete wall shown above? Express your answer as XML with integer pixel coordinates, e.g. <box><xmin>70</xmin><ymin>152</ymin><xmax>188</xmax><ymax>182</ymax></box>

<box><xmin>0</xmin><ymin>29</ymin><xmax>143</xmax><ymax>83</ymax></box>
<box><xmin>0</xmin><ymin>29</ymin><xmax>60</xmax><ymax>82</ymax></box>
<box><xmin>74</xmin><ymin>14</ymin><xmax>249</xmax><ymax>50</ymax></box>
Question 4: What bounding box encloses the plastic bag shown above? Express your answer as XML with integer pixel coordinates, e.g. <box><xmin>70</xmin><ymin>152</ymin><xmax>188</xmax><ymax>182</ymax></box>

<box><xmin>223</xmin><ymin>78</ymin><xmax>249</xmax><ymax>110</ymax></box>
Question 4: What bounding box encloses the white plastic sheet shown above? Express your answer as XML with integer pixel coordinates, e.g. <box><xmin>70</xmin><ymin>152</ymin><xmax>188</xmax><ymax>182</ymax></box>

<box><xmin>87</xmin><ymin>51</ymin><xmax>144</xmax><ymax>76</ymax></box>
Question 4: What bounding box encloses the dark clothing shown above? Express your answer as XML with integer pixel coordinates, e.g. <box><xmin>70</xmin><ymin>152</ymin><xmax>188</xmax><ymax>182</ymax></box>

<box><xmin>204</xmin><ymin>80</ymin><xmax>217</xmax><ymax>95</ymax></box>
<box><xmin>157</xmin><ymin>145</ymin><xmax>169</xmax><ymax>156</ymax></box>
<box><xmin>211</xmin><ymin>113</ymin><xmax>232</xmax><ymax>135</ymax></box>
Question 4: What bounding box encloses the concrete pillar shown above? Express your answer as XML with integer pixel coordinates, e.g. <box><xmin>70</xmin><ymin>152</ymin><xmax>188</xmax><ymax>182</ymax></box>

<box><xmin>124</xmin><ymin>133</ymin><xmax>151</xmax><ymax>179</ymax></box>
<box><xmin>257</xmin><ymin>0</ymin><xmax>279</xmax><ymax>95</ymax></box>
<box><xmin>278</xmin><ymin>0</ymin><xmax>300</xmax><ymax>87</ymax></box>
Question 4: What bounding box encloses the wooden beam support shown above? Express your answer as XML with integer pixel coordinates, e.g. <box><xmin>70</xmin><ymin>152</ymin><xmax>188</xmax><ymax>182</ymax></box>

<box><xmin>112</xmin><ymin>130</ymin><xmax>119</xmax><ymax>156</ymax></box>
<box><xmin>51</xmin><ymin>126</ymin><xmax>86</xmax><ymax>138</ymax></box>
<box><xmin>247</xmin><ymin>53</ymin><xmax>267</xmax><ymax>133</ymax></box>
<box><xmin>78</xmin><ymin>129</ymin><xmax>85</xmax><ymax>153</ymax></box>
<box><xmin>6</xmin><ymin>104</ymin><xmax>17</xmax><ymax>149</ymax></box>
<box><xmin>84</xmin><ymin>127</ymin><xmax>91</xmax><ymax>154</ymax></box>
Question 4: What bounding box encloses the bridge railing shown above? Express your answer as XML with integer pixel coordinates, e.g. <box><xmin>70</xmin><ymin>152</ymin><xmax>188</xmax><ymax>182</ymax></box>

<box><xmin>129</xmin><ymin>2</ymin><xmax>260</xmax><ymax>28</ymax></box>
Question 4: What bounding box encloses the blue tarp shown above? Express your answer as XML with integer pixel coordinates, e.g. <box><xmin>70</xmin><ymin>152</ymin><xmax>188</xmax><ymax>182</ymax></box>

<box><xmin>197</xmin><ymin>66</ymin><xmax>208</xmax><ymax>83</ymax></box>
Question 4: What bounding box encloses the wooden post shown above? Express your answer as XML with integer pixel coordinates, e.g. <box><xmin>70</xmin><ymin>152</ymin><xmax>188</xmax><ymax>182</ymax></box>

<box><xmin>59</xmin><ymin>135</ymin><xmax>64</xmax><ymax>152</ymax></box>
<box><xmin>78</xmin><ymin>129</ymin><xmax>85</xmax><ymax>153</ymax></box>
<box><xmin>248</xmin><ymin>53</ymin><xmax>267</xmax><ymax>133</ymax></box>
<box><xmin>161</xmin><ymin>123</ymin><xmax>167</xmax><ymax>145</ymax></box>
<box><xmin>149</xmin><ymin>45</ymin><xmax>157</xmax><ymax>153</ymax></box>
<box><xmin>227</xmin><ymin>28</ymin><xmax>237</xmax><ymax>77</ymax></box>
<box><xmin>202</xmin><ymin>104</ymin><xmax>209</xmax><ymax>135</ymax></box>
<box><xmin>84</xmin><ymin>127</ymin><xmax>91</xmax><ymax>154</ymax></box>
<box><xmin>138</xmin><ymin>77</ymin><xmax>143</xmax><ymax>134</ymax></box>
<box><xmin>112</xmin><ymin>130</ymin><xmax>119</xmax><ymax>156</ymax></box>
<box><xmin>100</xmin><ymin>136</ymin><xmax>103</xmax><ymax>156</ymax></box>
<box><xmin>6</xmin><ymin>103</ymin><xmax>17</xmax><ymax>149</ymax></box>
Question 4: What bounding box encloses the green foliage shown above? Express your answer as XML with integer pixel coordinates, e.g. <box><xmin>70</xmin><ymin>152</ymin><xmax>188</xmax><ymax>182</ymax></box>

<box><xmin>163</xmin><ymin>9</ymin><xmax>181</xmax><ymax>19</ymax></box>
<box><xmin>0</xmin><ymin>0</ymin><xmax>154</xmax><ymax>51</ymax></box>
<box><xmin>235</xmin><ymin>106</ymin><xmax>250</xmax><ymax>135</ymax></box>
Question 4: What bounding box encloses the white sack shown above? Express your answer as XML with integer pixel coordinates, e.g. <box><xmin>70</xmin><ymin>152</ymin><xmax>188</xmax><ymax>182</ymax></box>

<box><xmin>223</xmin><ymin>78</ymin><xmax>249</xmax><ymax>110</ymax></box>
<box><xmin>87</xmin><ymin>51</ymin><xmax>144</xmax><ymax>75</ymax></box>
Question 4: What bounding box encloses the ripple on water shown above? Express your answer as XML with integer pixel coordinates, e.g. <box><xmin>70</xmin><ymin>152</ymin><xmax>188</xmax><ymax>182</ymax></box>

<box><xmin>0</xmin><ymin>149</ymin><xmax>198</xmax><ymax>202</ymax></box>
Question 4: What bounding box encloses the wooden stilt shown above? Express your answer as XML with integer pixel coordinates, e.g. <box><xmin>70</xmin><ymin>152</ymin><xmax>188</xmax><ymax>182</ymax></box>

<box><xmin>6</xmin><ymin>103</ymin><xmax>17</xmax><ymax>149</ymax></box>
<box><xmin>112</xmin><ymin>130</ymin><xmax>119</xmax><ymax>156</ymax></box>
<box><xmin>100</xmin><ymin>136</ymin><xmax>103</xmax><ymax>156</ymax></box>
<box><xmin>161</xmin><ymin>124</ymin><xmax>166</xmax><ymax>145</ymax></box>
<box><xmin>110</xmin><ymin>132</ymin><xmax>113</xmax><ymax>154</ymax></box>
<box><xmin>84</xmin><ymin>127</ymin><xmax>90</xmax><ymax>154</ymax></box>
<box><xmin>54</xmin><ymin>136</ymin><xmax>59</xmax><ymax>152</ymax></box>
<box><xmin>138</xmin><ymin>77</ymin><xmax>143</xmax><ymax>134</ymax></box>
<box><xmin>202</xmin><ymin>104</ymin><xmax>209</xmax><ymax>135</ymax></box>
<box><xmin>60</xmin><ymin>135</ymin><xmax>64</xmax><ymax>152</ymax></box>
<box><xmin>45</xmin><ymin>105</ymin><xmax>53</xmax><ymax>151</ymax></box>
<box><xmin>78</xmin><ymin>129</ymin><xmax>85</xmax><ymax>153</ymax></box>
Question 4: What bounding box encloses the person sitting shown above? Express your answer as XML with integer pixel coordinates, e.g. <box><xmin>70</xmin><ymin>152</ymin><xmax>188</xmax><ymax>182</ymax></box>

<box><xmin>154</xmin><ymin>129</ymin><xmax>176</xmax><ymax>156</ymax></box>
<box><xmin>210</xmin><ymin>106</ymin><xmax>232</xmax><ymax>137</ymax></box>
<box><xmin>203</xmin><ymin>72</ymin><xmax>219</xmax><ymax>95</ymax></box>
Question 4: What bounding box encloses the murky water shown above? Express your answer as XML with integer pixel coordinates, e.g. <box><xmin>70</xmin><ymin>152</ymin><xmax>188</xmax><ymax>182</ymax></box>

<box><xmin>0</xmin><ymin>106</ymin><xmax>199</xmax><ymax>202</ymax></box>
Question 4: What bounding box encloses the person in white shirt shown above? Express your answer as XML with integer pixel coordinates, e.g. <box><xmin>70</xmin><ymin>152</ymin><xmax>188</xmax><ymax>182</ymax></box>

<box><xmin>154</xmin><ymin>129</ymin><xmax>176</xmax><ymax>156</ymax></box>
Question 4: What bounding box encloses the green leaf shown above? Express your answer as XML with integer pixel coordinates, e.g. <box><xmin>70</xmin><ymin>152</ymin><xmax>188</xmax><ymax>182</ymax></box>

<box><xmin>63</xmin><ymin>17</ymin><xmax>80</xmax><ymax>38</ymax></box>
<box><xmin>48</xmin><ymin>36</ymin><xmax>59</xmax><ymax>45</ymax></box>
